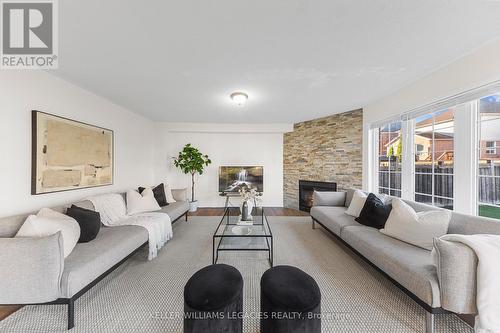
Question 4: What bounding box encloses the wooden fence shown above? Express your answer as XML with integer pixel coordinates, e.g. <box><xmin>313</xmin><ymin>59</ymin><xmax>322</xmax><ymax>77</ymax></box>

<box><xmin>380</xmin><ymin>164</ymin><xmax>500</xmax><ymax>206</ymax></box>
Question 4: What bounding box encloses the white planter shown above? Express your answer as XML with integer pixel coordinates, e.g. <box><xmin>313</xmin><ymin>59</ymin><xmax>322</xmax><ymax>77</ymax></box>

<box><xmin>189</xmin><ymin>200</ymin><xmax>199</xmax><ymax>212</ymax></box>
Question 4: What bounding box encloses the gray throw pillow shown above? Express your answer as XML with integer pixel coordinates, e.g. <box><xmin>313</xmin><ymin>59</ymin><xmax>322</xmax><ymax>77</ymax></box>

<box><xmin>313</xmin><ymin>191</ymin><xmax>346</xmax><ymax>207</ymax></box>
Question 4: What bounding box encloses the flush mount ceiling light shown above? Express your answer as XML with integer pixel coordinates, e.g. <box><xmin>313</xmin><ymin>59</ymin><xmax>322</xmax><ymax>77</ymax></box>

<box><xmin>230</xmin><ymin>92</ymin><xmax>248</xmax><ymax>106</ymax></box>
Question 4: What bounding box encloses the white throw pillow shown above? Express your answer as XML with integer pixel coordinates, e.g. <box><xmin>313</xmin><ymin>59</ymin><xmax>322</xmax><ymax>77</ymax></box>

<box><xmin>164</xmin><ymin>183</ymin><xmax>176</xmax><ymax>203</ymax></box>
<box><xmin>345</xmin><ymin>190</ymin><xmax>368</xmax><ymax>217</ymax></box>
<box><xmin>127</xmin><ymin>188</ymin><xmax>161</xmax><ymax>215</ymax></box>
<box><xmin>16</xmin><ymin>208</ymin><xmax>80</xmax><ymax>258</ymax></box>
<box><xmin>380</xmin><ymin>198</ymin><xmax>451</xmax><ymax>250</ymax></box>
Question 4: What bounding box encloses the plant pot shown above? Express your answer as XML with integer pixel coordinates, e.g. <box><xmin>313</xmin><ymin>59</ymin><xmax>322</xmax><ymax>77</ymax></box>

<box><xmin>189</xmin><ymin>200</ymin><xmax>199</xmax><ymax>212</ymax></box>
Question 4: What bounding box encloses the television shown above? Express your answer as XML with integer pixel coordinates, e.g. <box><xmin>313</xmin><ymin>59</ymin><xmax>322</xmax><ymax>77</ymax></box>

<box><xmin>219</xmin><ymin>166</ymin><xmax>264</xmax><ymax>193</ymax></box>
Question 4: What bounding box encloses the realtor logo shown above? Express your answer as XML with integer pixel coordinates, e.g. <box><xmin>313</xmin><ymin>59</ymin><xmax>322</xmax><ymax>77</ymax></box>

<box><xmin>1</xmin><ymin>0</ymin><xmax>58</xmax><ymax>69</ymax></box>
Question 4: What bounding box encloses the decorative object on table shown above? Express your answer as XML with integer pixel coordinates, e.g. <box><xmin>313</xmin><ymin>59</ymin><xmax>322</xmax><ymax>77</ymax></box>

<box><xmin>184</xmin><ymin>264</ymin><xmax>243</xmax><ymax>333</ymax></box>
<box><xmin>31</xmin><ymin>111</ymin><xmax>113</xmax><ymax>195</ymax></box>
<box><xmin>238</xmin><ymin>185</ymin><xmax>261</xmax><ymax>222</ymax></box>
<box><xmin>173</xmin><ymin>144</ymin><xmax>211</xmax><ymax>212</ymax></box>
<box><xmin>260</xmin><ymin>265</ymin><xmax>321</xmax><ymax>333</ymax></box>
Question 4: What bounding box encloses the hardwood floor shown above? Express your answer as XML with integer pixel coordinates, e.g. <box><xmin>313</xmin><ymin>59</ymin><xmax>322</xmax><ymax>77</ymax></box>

<box><xmin>0</xmin><ymin>306</ymin><xmax>22</xmax><ymax>321</ymax></box>
<box><xmin>188</xmin><ymin>207</ymin><xmax>309</xmax><ymax>217</ymax></box>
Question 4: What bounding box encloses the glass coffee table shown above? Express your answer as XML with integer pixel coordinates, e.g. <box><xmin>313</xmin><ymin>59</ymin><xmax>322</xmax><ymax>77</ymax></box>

<box><xmin>213</xmin><ymin>206</ymin><xmax>273</xmax><ymax>267</ymax></box>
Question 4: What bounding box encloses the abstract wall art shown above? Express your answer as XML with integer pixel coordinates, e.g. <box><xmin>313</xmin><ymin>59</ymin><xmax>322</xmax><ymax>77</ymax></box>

<box><xmin>32</xmin><ymin>111</ymin><xmax>114</xmax><ymax>194</ymax></box>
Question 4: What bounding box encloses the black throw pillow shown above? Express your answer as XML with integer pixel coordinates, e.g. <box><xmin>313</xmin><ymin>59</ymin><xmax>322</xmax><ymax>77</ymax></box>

<box><xmin>138</xmin><ymin>183</ymin><xmax>168</xmax><ymax>207</ymax></box>
<box><xmin>66</xmin><ymin>205</ymin><xmax>101</xmax><ymax>243</ymax></box>
<box><xmin>355</xmin><ymin>193</ymin><xmax>392</xmax><ymax>229</ymax></box>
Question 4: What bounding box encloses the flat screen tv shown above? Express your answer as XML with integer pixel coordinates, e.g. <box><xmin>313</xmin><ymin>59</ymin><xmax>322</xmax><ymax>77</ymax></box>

<box><xmin>219</xmin><ymin>166</ymin><xmax>264</xmax><ymax>193</ymax></box>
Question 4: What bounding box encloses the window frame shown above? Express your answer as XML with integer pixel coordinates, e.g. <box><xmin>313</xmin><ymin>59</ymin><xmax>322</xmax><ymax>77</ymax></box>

<box><xmin>375</xmin><ymin>121</ymin><xmax>403</xmax><ymax>198</ymax></box>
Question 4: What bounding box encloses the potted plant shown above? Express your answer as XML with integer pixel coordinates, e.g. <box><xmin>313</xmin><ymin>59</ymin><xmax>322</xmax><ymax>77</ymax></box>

<box><xmin>173</xmin><ymin>144</ymin><xmax>211</xmax><ymax>212</ymax></box>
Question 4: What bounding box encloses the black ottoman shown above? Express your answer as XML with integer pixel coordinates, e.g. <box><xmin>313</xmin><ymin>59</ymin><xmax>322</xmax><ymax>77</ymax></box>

<box><xmin>260</xmin><ymin>265</ymin><xmax>321</xmax><ymax>333</ymax></box>
<box><xmin>184</xmin><ymin>264</ymin><xmax>243</xmax><ymax>333</ymax></box>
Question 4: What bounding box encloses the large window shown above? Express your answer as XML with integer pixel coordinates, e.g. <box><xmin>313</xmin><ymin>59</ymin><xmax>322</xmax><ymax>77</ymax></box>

<box><xmin>378</xmin><ymin>121</ymin><xmax>402</xmax><ymax>197</ymax></box>
<box><xmin>414</xmin><ymin>110</ymin><xmax>454</xmax><ymax>209</ymax></box>
<box><xmin>371</xmin><ymin>85</ymin><xmax>500</xmax><ymax>220</ymax></box>
<box><xmin>478</xmin><ymin>95</ymin><xmax>500</xmax><ymax>219</ymax></box>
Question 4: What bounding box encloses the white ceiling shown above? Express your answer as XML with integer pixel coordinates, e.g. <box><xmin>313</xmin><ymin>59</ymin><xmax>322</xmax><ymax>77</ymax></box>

<box><xmin>55</xmin><ymin>0</ymin><xmax>500</xmax><ymax>123</ymax></box>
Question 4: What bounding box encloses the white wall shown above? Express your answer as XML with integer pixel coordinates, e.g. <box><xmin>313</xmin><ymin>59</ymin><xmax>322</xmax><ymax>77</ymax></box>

<box><xmin>0</xmin><ymin>71</ymin><xmax>155</xmax><ymax>217</ymax></box>
<box><xmin>363</xmin><ymin>38</ymin><xmax>500</xmax><ymax>190</ymax></box>
<box><xmin>154</xmin><ymin>123</ymin><xmax>293</xmax><ymax>207</ymax></box>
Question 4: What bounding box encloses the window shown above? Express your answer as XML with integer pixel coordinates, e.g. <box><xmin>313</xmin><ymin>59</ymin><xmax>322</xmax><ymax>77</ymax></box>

<box><xmin>413</xmin><ymin>109</ymin><xmax>454</xmax><ymax>209</ymax></box>
<box><xmin>478</xmin><ymin>95</ymin><xmax>500</xmax><ymax>219</ymax></box>
<box><xmin>378</xmin><ymin>121</ymin><xmax>402</xmax><ymax>197</ymax></box>
<box><xmin>485</xmin><ymin>141</ymin><xmax>496</xmax><ymax>155</ymax></box>
<box><xmin>370</xmin><ymin>84</ymin><xmax>500</xmax><ymax>220</ymax></box>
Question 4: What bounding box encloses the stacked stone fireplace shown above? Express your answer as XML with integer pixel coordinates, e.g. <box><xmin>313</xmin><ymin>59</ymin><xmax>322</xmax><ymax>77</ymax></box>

<box><xmin>283</xmin><ymin>109</ymin><xmax>363</xmax><ymax>209</ymax></box>
<box><xmin>299</xmin><ymin>180</ymin><xmax>337</xmax><ymax>212</ymax></box>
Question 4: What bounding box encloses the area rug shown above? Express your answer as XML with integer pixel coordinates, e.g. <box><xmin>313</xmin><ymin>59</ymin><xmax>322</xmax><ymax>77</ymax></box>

<box><xmin>0</xmin><ymin>216</ymin><xmax>472</xmax><ymax>332</ymax></box>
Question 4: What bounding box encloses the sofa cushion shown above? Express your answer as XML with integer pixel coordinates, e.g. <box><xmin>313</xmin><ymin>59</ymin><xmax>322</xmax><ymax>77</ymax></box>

<box><xmin>355</xmin><ymin>193</ymin><xmax>392</xmax><ymax>230</ymax></box>
<box><xmin>345</xmin><ymin>190</ymin><xmax>368</xmax><ymax>217</ymax></box>
<box><xmin>139</xmin><ymin>183</ymin><xmax>168</xmax><ymax>207</ymax></box>
<box><xmin>381</xmin><ymin>198</ymin><xmax>450</xmax><ymax>250</ymax></box>
<box><xmin>313</xmin><ymin>191</ymin><xmax>346</xmax><ymax>206</ymax></box>
<box><xmin>402</xmin><ymin>199</ymin><xmax>500</xmax><ymax>236</ymax></box>
<box><xmin>341</xmin><ymin>226</ymin><xmax>441</xmax><ymax>307</ymax></box>
<box><xmin>66</xmin><ymin>205</ymin><xmax>101</xmax><ymax>243</ymax></box>
<box><xmin>16</xmin><ymin>209</ymin><xmax>80</xmax><ymax>258</ymax></box>
<box><xmin>160</xmin><ymin>201</ymin><xmax>189</xmax><ymax>221</ymax></box>
<box><xmin>59</xmin><ymin>225</ymin><xmax>148</xmax><ymax>298</ymax></box>
<box><xmin>310</xmin><ymin>206</ymin><xmax>360</xmax><ymax>236</ymax></box>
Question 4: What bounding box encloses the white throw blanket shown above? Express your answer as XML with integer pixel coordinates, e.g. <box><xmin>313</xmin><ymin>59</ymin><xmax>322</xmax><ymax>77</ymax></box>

<box><xmin>438</xmin><ymin>234</ymin><xmax>500</xmax><ymax>333</ymax></box>
<box><xmin>89</xmin><ymin>194</ymin><xmax>173</xmax><ymax>260</ymax></box>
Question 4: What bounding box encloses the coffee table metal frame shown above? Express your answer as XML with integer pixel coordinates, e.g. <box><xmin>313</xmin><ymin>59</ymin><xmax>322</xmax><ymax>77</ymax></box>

<box><xmin>213</xmin><ymin>207</ymin><xmax>273</xmax><ymax>267</ymax></box>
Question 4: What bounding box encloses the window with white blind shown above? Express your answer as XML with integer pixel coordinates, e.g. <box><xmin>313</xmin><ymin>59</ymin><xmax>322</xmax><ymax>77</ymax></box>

<box><xmin>370</xmin><ymin>82</ymin><xmax>500</xmax><ymax>219</ymax></box>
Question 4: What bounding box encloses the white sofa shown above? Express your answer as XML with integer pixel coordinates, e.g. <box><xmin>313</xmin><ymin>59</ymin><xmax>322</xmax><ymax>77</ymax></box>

<box><xmin>0</xmin><ymin>189</ymin><xmax>189</xmax><ymax>329</ymax></box>
<box><xmin>310</xmin><ymin>188</ymin><xmax>500</xmax><ymax>333</ymax></box>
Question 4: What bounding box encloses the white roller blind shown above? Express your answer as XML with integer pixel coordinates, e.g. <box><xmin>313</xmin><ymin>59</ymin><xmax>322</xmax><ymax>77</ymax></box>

<box><xmin>370</xmin><ymin>80</ymin><xmax>500</xmax><ymax>128</ymax></box>
<box><xmin>401</xmin><ymin>80</ymin><xmax>500</xmax><ymax>121</ymax></box>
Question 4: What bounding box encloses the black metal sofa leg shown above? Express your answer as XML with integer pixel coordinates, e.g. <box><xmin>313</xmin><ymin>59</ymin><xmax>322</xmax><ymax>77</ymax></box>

<box><xmin>68</xmin><ymin>299</ymin><xmax>75</xmax><ymax>330</ymax></box>
<box><xmin>425</xmin><ymin>312</ymin><xmax>434</xmax><ymax>333</ymax></box>
<box><xmin>185</xmin><ymin>211</ymin><xmax>188</xmax><ymax>221</ymax></box>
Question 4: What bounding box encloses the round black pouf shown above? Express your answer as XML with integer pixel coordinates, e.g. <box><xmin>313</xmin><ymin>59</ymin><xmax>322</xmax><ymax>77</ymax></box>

<box><xmin>184</xmin><ymin>264</ymin><xmax>243</xmax><ymax>333</ymax></box>
<box><xmin>260</xmin><ymin>265</ymin><xmax>321</xmax><ymax>333</ymax></box>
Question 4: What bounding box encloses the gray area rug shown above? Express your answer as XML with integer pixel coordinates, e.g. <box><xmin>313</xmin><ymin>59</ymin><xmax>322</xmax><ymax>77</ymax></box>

<box><xmin>0</xmin><ymin>216</ymin><xmax>472</xmax><ymax>332</ymax></box>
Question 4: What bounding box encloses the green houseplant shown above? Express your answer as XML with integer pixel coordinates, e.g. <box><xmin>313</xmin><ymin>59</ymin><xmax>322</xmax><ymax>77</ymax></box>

<box><xmin>173</xmin><ymin>144</ymin><xmax>211</xmax><ymax>212</ymax></box>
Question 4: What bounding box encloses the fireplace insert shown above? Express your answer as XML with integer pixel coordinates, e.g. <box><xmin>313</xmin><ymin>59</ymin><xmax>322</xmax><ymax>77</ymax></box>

<box><xmin>299</xmin><ymin>180</ymin><xmax>337</xmax><ymax>212</ymax></box>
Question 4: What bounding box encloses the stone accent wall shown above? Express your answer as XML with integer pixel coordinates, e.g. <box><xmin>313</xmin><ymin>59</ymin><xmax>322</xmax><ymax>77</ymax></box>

<box><xmin>283</xmin><ymin>109</ymin><xmax>363</xmax><ymax>209</ymax></box>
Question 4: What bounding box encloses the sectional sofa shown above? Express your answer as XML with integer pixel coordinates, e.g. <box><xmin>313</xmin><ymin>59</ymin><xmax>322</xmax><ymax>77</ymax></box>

<box><xmin>310</xmin><ymin>188</ymin><xmax>500</xmax><ymax>333</ymax></box>
<box><xmin>0</xmin><ymin>190</ymin><xmax>189</xmax><ymax>329</ymax></box>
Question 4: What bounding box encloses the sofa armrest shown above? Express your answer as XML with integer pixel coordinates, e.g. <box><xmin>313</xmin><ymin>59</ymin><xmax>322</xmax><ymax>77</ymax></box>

<box><xmin>172</xmin><ymin>188</ymin><xmax>188</xmax><ymax>202</ymax></box>
<box><xmin>433</xmin><ymin>238</ymin><xmax>477</xmax><ymax>314</ymax></box>
<box><xmin>313</xmin><ymin>191</ymin><xmax>346</xmax><ymax>207</ymax></box>
<box><xmin>0</xmin><ymin>232</ymin><xmax>64</xmax><ymax>304</ymax></box>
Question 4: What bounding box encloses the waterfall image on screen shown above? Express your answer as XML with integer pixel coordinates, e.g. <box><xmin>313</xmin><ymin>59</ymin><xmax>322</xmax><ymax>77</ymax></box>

<box><xmin>219</xmin><ymin>166</ymin><xmax>264</xmax><ymax>193</ymax></box>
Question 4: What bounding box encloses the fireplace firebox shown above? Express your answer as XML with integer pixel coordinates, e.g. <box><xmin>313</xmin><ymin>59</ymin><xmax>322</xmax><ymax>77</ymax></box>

<box><xmin>299</xmin><ymin>180</ymin><xmax>337</xmax><ymax>212</ymax></box>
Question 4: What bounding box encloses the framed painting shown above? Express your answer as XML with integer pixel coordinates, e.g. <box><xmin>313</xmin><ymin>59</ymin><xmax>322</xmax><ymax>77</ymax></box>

<box><xmin>32</xmin><ymin>111</ymin><xmax>114</xmax><ymax>195</ymax></box>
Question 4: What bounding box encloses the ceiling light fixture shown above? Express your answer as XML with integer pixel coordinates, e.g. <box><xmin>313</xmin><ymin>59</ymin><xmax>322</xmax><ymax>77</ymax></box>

<box><xmin>230</xmin><ymin>92</ymin><xmax>248</xmax><ymax>106</ymax></box>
